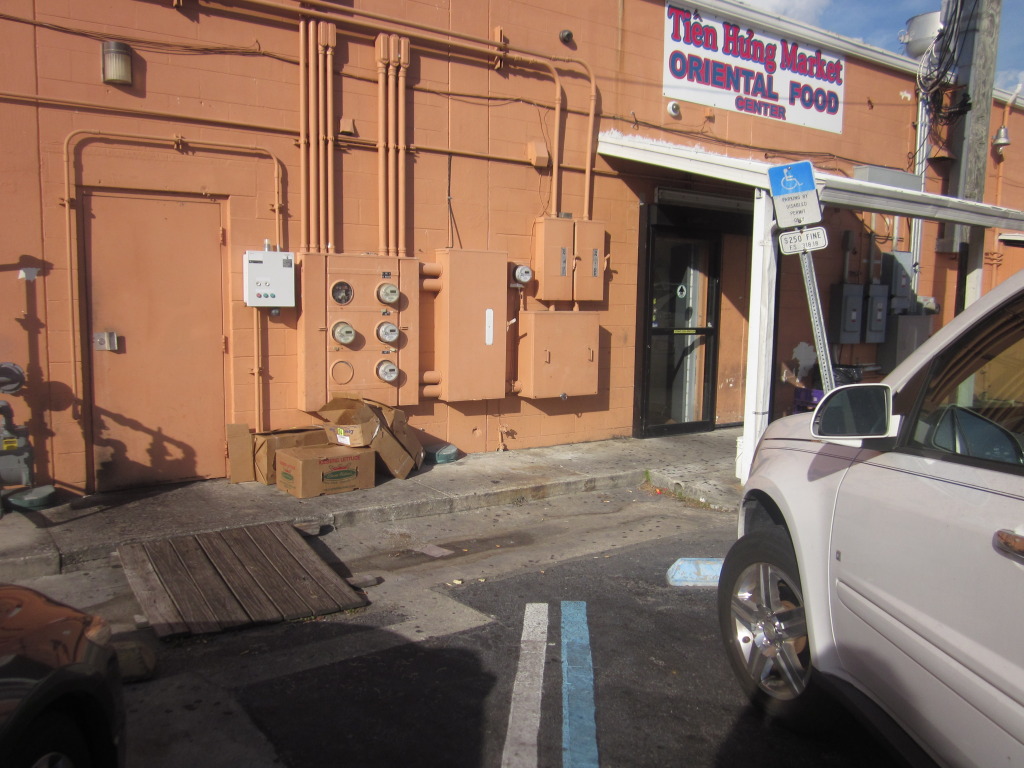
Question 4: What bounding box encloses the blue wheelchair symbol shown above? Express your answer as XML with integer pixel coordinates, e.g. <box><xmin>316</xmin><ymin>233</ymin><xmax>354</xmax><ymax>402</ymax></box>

<box><xmin>768</xmin><ymin>161</ymin><xmax>816</xmax><ymax>197</ymax></box>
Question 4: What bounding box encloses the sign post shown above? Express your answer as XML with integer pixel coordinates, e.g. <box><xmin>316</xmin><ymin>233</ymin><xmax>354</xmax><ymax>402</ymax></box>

<box><xmin>769</xmin><ymin>161</ymin><xmax>836</xmax><ymax>392</ymax></box>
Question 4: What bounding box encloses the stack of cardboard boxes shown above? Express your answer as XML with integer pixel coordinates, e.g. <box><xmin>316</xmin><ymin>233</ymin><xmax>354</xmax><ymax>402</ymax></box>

<box><xmin>227</xmin><ymin>396</ymin><xmax>425</xmax><ymax>499</ymax></box>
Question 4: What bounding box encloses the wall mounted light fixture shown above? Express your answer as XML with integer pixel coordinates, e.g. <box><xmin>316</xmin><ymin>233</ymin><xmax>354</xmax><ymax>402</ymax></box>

<box><xmin>993</xmin><ymin>125</ymin><xmax>1011</xmax><ymax>155</ymax></box>
<box><xmin>102</xmin><ymin>41</ymin><xmax>133</xmax><ymax>85</ymax></box>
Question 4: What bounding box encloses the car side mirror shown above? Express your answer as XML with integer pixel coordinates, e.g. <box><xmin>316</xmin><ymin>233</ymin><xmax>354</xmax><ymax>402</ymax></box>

<box><xmin>811</xmin><ymin>384</ymin><xmax>898</xmax><ymax>445</ymax></box>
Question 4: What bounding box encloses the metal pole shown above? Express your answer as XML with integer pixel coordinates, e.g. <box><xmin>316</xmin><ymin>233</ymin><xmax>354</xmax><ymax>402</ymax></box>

<box><xmin>798</xmin><ymin>244</ymin><xmax>835</xmax><ymax>392</ymax></box>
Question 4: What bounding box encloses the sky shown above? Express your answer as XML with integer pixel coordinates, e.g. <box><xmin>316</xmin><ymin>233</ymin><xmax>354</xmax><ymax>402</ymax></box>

<box><xmin>735</xmin><ymin>0</ymin><xmax>1024</xmax><ymax>92</ymax></box>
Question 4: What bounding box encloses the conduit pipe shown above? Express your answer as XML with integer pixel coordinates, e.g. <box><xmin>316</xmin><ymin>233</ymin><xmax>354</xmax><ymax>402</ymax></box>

<box><xmin>200</xmin><ymin>0</ymin><xmax>566</xmax><ymax>215</ymax></box>
<box><xmin>298</xmin><ymin>19</ymin><xmax>310</xmax><ymax>251</ymax></box>
<box><xmin>306</xmin><ymin>20</ymin><xmax>320</xmax><ymax>252</ymax></box>
<box><xmin>326</xmin><ymin>24</ymin><xmax>337</xmax><ymax>252</ymax></box>
<box><xmin>263</xmin><ymin>0</ymin><xmax>596</xmax><ymax>217</ymax></box>
<box><xmin>398</xmin><ymin>36</ymin><xmax>410</xmax><ymax>258</ymax></box>
<box><xmin>62</xmin><ymin>130</ymin><xmax>285</xmax><ymax>419</ymax></box>
<box><xmin>318</xmin><ymin>22</ymin><xmax>332</xmax><ymax>252</ymax></box>
<box><xmin>387</xmin><ymin>34</ymin><xmax>399</xmax><ymax>257</ymax></box>
<box><xmin>0</xmin><ymin>91</ymin><xmax>295</xmax><ymax>137</ymax></box>
<box><xmin>376</xmin><ymin>34</ymin><xmax>389</xmax><ymax>256</ymax></box>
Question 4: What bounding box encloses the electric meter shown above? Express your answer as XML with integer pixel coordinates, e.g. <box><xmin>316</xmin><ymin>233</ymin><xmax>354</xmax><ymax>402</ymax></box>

<box><xmin>331</xmin><ymin>321</ymin><xmax>356</xmax><ymax>345</ymax></box>
<box><xmin>513</xmin><ymin>264</ymin><xmax>534</xmax><ymax>284</ymax></box>
<box><xmin>376</xmin><ymin>322</ymin><xmax>400</xmax><ymax>344</ymax></box>
<box><xmin>331</xmin><ymin>281</ymin><xmax>354</xmax><ymax>305</ymax></box>
<box><xmin>376</xmin><ymin>282</ymin><xmax>400</xmax><ymax>305</ymax></box>
<box><xmin>376</xmin><ymin>360</ymin><xmax>399</xmax><ymax>383</ymax></box>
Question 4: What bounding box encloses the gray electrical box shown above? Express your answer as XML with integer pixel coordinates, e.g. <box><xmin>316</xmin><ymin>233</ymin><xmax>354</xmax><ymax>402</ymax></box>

<box><xmin>882</xmin><ymin>251</ymin><xmax>915</xmax><ymax>313</ymax></box>
<box><xmin>864</xmin><ymin>284</ymin><xmax>888</xmax><ymax>344</ymax></box>
<box><xmin>830</xmin><ymin>283</ymin><xmax>864</xmax><ymax>344</ymax></box>
<box><xmin>879</xmin><ymin>314</ymin><xmax>933</xmax><ymax>374</ymax></box>
<box><xmin>243</xmin><ymin>250</ymin><xmax>296</xmax><ymax>307</ymax></box>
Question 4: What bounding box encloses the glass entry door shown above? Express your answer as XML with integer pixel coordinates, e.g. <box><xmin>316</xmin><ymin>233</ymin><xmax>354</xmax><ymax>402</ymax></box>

<box><xmin>639</xmin><ymin>229</ymin><xmax>719</xmax><ymax>435</ymax></box>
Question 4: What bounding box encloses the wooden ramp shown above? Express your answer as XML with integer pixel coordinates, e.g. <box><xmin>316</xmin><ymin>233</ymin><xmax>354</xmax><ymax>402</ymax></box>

<box><xmin>118</xmin><ymin>521</ymin><xmax>366</xmax><ymax>638</ymax></box>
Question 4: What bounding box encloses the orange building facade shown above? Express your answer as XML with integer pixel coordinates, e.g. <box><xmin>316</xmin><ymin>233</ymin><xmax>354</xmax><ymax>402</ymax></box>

<box><xmin>2</xmin><ymin>0</ymin><xmax>1024</xmax><ymax>494</ymax></box>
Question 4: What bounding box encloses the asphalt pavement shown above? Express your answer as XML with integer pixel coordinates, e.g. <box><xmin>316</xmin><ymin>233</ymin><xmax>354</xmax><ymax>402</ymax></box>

<box><xmin>0</xmin><ymin>429</ymin><xmax>743</xmax><ymax>581</ymax></box>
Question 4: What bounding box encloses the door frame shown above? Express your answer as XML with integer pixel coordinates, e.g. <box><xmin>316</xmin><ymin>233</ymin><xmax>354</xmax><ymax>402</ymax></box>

<box><xmin>635</xmin><ymin>210</ymin><xmax>721</xmax><ymax>437</ymax></box>
<box><xmin>78</xmin><ymin>187</ymin><xmax>230</xmax><ymax>492</ymax></box>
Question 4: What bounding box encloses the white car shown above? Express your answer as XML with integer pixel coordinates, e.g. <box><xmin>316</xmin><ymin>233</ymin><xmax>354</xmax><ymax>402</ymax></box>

<box><xmin>718</xmin><ymin>271</ymin><xmax>1024</xmax><ymax>767</ymax></box>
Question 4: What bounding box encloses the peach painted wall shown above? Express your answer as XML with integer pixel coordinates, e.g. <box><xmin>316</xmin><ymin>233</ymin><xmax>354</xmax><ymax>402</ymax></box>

<box><xmin>2</xmin><ymin>0</ymin><xmax>1022</xmax><ymax>491</ymax></box>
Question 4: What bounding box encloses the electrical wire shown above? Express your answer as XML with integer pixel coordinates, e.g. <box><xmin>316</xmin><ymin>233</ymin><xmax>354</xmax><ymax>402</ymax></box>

<box><xmin>0</xmin><ymin>11</ymin><xmax>296</xmax><ymax>63</ymax></box>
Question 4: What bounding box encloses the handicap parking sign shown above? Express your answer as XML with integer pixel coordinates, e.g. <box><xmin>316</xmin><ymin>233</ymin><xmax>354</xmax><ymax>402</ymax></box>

<box><xmin>768</xmin><ymin>161</ymin><xmax>822</xmax><ymax>228</ymax></box>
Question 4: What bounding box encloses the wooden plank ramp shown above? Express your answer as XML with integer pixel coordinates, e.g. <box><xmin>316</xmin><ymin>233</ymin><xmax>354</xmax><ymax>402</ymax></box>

<box><xmin>118</xmin><ymin>521</ymin><xmax>366</xmax><ymax>638</ymax></box>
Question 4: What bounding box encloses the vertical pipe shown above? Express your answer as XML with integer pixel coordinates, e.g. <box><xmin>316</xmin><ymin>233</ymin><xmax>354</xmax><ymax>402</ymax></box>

<box><xmin>550</xmin><ymin>71</ymin><xmax>561</xmax><ymax>216</ymax></box>
<box><xmin>317</xmin><ymin>22</ymin><xmax>328</xmax><ymax>252</ymax></box>
<box><xmin>387</xmin><ymin>34</ymin><xmax>399</xmax><ymax>257</ymax></box>
<box><xmin>253</xmin><ymin>307</ymin><xmax>264</xmax><ymax>432</ymax></box>
<box><xmin>307</xmin><ymin>21</ymin><xmax>320</xmax><ymax>251</ymax></box>
<box><xmin>376</xmin><ymin>34</ymin><xmax>389</xmax><ymax>256</ymax></box>
<box><xmin>326</xmin><ymin>24</ymin><xmax>336</xmax><ymax>253</ymax></box>
<box><xmin>299</xmin><ymin>19</ymin><xmax>309</xmax><ymax>251</ymax></box>
<box><xmin>398</xmin><ymin>37</ymin><xmax>410</xmax><ymax>257</ymax></box>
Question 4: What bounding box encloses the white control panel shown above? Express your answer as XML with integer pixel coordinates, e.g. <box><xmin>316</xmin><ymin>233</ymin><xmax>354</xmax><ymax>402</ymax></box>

<box><xmin>243</xmin><ymin>250</ymin><xmax>296</xmax><ymax>307</ymax></box>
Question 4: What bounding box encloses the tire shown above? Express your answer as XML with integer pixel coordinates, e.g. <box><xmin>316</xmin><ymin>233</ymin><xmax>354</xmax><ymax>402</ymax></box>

<box><xmin>717</xmin><ymin>526</ymin><xmax>828</xmax><ymax>726</ymax></box>
<box><xmin>10</xmin><ymin>710</ymin><xmax>94</xmax><ymax>768</ymax></box>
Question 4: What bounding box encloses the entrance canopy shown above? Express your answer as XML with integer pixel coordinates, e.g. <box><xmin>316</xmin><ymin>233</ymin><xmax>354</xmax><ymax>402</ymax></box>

<box><xmin>597</xmin><ymin>129</ymin><xmax>1024</xmax><ymax>482</ymax></box>
<box><xmin>598</xmin><ymin>130</ymin><xmax>1024</xmax><ymax>229</ymax></box>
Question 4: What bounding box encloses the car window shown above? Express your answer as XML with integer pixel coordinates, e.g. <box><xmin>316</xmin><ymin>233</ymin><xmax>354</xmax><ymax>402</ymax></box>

<box><xmin>907</xmin><ymin>294</ymin><xmax>1024</xmax><ymax>469</ymax></box>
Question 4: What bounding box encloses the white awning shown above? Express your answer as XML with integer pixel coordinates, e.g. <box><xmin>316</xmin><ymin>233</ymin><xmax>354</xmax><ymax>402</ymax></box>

<box><xmin>598</xmin><ymin>131</ymin><xmax>1024</xmax><ymax>229</ymax></box>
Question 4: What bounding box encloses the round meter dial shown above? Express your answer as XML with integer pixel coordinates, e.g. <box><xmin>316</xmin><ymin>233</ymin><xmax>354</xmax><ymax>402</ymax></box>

<box><xmin>513</xmin><ymin>264</ymin><xmax>534</xmax><ymax>284</ymax></box>
<box><xmin>376</xmin><ymin>282</ymin><xmax>401</xmax><ymax>305</ymax></box>
<box><xmin>376</xmin><ymin>360</ymin><xmax>399</xmax><ymax>383</ymax></box>
<box><xmin>331</xmin><ymin>281</ymin><xmax>354</xmax><ymax>305</ymax></box>
<box><xmin>376</xmin><ymin>322</ymin><xmax>400</xmax><ymax>344</ymax></box>
<box><xmin>331</xmin><ymin>321</ymin><xmax>357</xmax><ymax>345</ymax></box>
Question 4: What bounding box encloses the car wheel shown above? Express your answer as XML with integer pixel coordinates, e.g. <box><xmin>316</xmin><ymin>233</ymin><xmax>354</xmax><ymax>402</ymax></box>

<box><xmin>11</xmin><ymin>710</ymin><xmax>94</xmax><ymax>768</ymax></box>
<box><xmin>718</xmin><ymin>526</ymin><xmax>824</xmax><ymax>724</ymax></box>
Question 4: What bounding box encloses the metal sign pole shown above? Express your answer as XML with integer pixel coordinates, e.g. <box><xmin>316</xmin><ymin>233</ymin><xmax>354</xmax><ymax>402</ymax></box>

<box><xmin>797</xmin><ymin>244</ymin><xmax>835</xmax><ymax>393</ymax></box>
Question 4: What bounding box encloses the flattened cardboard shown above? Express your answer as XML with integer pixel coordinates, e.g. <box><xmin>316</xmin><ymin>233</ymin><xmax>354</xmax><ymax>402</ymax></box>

<box><xmin>371</xmin><ymin>427</ymin><xmax>416</xmax><ymax>480</ymax></box>
<box><xmin>317</xmin><ymin>397</ymin><xmax>380</xmax><ymax>447</ymax></box>
<box><xmin>226</xmin><ymin>423</ymin><xmax>255</xmax><ymax>483</ymax></box>
<box><xmin>253</xmin><ymin>427</ymin><xmax>329</xmax><ymax>484</ymax></box>
<box><xmin>275</xmin><ymin>445</ymin><xmax>375</xmax><ymax>499</ymax></box>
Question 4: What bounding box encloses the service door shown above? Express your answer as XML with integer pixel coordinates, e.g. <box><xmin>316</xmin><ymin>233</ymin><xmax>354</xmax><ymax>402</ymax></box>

<box><xmin>83</xmin><ymin>191</ymin><xmax>227</xmax><ymax>491</ymax></box>
<box><xmin>638</xmin><ymin>228</ymin><xmax>719</xmax><ymax>436</ymax></box>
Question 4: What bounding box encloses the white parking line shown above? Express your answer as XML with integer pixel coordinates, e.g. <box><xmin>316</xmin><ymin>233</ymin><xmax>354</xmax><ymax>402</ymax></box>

<box><xmin>501</xmin><ymin>603</ymin><xmax>549</xmax><ymax>768</ymax></box>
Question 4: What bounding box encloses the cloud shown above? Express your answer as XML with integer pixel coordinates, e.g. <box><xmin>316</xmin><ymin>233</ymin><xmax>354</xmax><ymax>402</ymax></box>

<box><xmin>995</xmin><ymin>69</ymin><xmax>1024</xmax><ymax>92</ymax></box>
<box><xmin>733</xmin><ymin>0</ymin><xmax>832</xmax><ymax>26</ymax></box>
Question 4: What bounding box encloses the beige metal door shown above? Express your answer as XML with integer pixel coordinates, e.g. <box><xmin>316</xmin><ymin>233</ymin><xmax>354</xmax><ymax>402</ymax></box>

<box><xmin>83</xmin><ymin>191</ymin><xmax>226</xmax><ymax>491</ymax></box>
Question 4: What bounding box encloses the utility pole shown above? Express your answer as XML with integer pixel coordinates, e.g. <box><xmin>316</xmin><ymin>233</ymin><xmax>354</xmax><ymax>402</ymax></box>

<box><xmin>944</xmin><ymin>0</ymin><xmax>1002</xmax><ymax>310</ymax></box>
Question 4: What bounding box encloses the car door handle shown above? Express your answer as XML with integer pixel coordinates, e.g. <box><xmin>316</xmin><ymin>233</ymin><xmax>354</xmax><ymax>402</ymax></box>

<box><xmin>994</xmin><ymin>530</ymin><xmax>1024</xmax><ymax>563</ymax></box>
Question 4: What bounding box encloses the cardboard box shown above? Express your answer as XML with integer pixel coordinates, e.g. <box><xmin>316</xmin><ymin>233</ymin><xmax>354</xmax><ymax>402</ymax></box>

<box><xmin>364</xmin><ymin>402</ymin><xmax>425</xmax><ymax>475</ymax></box>
<box><xmin>317</xmin><ymin>397</ymin><xmax>380</xmax><ymax>447</ymax></box>
<box><xmin>275</xmin><ymin>445</ymin><xmax>375</xmax><ymax>499</ymax></box>
<box><xmin>226</xmin><ymin>424</ymin><xmax>256</xmax><ymax>483</ymax></box>
<box><xmin>253</xmin><ymin>427</ymin><xmax>329</xmax><ymax>484</ymax></box>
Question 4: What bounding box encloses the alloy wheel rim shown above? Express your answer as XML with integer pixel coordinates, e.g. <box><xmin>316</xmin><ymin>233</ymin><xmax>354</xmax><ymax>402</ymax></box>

<box><xmin>729</xmin><ymin>561</ymin><xmax>810</xmax><ymax>700</ymax></box>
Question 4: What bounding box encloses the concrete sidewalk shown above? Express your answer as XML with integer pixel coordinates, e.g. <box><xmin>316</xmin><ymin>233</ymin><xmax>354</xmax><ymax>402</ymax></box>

<box><xmin>0</xmin><ymin>429</ymin><xmax>743</xmax><ymax>581</ymax></box>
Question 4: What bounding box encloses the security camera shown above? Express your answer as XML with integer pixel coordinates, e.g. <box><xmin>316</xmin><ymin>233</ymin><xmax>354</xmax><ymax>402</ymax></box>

<box><xmin>667</xmin><ymin>101</ymin><xmax>681</xmax><ymax>118</ymax></box>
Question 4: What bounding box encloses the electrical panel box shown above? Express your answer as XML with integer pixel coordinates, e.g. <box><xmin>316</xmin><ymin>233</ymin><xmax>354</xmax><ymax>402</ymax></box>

<box><xmin>573</xmin><ymin>220</ymin><xmax>607</xmax><ymax>302</ymax></box>
<box><xmin>431</xmin><ymin>249</ymin><xmax>509</xmax><ymax>402</ymax></box>
<box><xmin>879</xmin><ymin>314</ymin><xmax>933</xmax><ymax>374</ymax></box>
<box><xmin>830</xmin><ymin>283</ymin><xmax>864</xmax><ymax>344</ymax></box>
<box><xmin>864</xmin><ymin>284</ymin><xmax>888</xmax><ymax>344</ymax></box>
<box><xmin>533</xmin><ymin>217</ymin><xmax>574</xmax><ymax>301</ymax></box>
<box><xmin>323</xmin><ymin>254</ymin><xmax>413</xmax><ymax>406</ymax></box>
<box><xmin>244</xmin><ymin>250</ymin><xmax>296</xmax><ymax>307</ymax></box>
<box><xmin>517</xmin><ymin>310</ymin><xmax>600</xmax><ymax>399</ymax></box>
<box><xmin>882</xmin><ymin>251</ymin><xmax>915</xmax><ymax>313</ymax></box>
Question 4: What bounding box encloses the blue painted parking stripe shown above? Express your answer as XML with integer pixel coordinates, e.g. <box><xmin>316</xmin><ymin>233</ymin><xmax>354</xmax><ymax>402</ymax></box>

<box><xmin>561</xmin><ymin>601</ymin><xmax>599</xmax><ymax>768</ymax></box>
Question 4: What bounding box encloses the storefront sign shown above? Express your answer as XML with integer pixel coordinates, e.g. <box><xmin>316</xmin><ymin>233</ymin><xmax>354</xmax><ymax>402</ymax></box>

<box><xmin>663</xmin><ymin>3</ymin><xmax>845</xmax><ymax>134</ymax></box>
